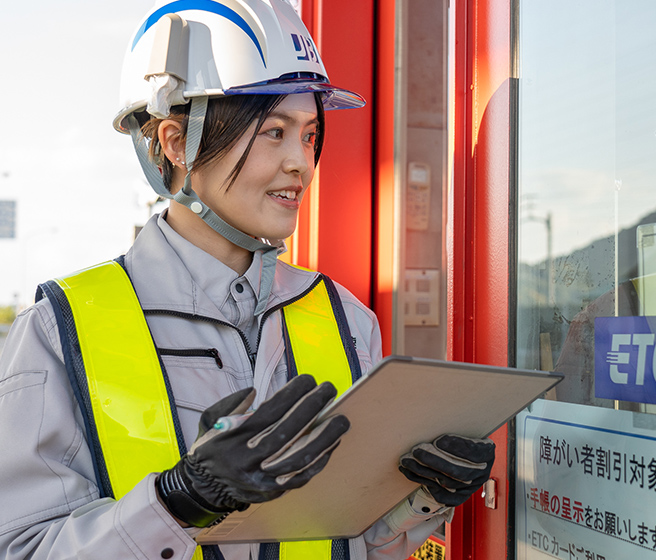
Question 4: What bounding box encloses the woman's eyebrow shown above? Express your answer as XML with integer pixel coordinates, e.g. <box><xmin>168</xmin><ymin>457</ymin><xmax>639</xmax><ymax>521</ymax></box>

<box><xmin>267</xmin><ymin>112</ymin><xmax>319</xmax><ymax>127</ymax></box>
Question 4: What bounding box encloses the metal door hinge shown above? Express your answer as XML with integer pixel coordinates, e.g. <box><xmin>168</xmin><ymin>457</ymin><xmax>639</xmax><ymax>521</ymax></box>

<box><xmin>481</xmin><ymin>478</ymin><xmax>497</xmax><ymax>509</ymax></box>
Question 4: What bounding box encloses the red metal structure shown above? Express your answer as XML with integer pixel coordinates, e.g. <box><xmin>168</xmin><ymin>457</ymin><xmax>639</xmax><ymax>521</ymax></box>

<box><xmin>374</xmin><ymin>0</ymin><xmax>397</xmax><ymax>357</ymax></box>
<box><xmin>284</xmin><ymin>0</ymin><xmax>375</xmax><ymax>311</ymax></box>
<box><xmin>287</xmin><ymin>0</ymin><xmax>396</xmax><ymax>354</ymax></box>
<box><xmin>289</xmin><ymin>0</ymin><xmax>514</xmax><ymax>557</ymax></box>
<box><xmin>447</xmin><ymin>0</ymin><xmax>513</xmax><ymax>558</ymax></box>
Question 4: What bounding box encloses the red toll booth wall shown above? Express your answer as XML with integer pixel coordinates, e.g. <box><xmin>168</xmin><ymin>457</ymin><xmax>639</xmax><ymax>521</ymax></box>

<box><xmin>292</xmin><ymin>1</ymin><xmax>513</xmax><ymax>557</ymax></box>
<box><xmin>373</xmin><ymin>0</ymin><xmax>397</xmax><ymax>356</ymax></box>
<box><xmin>292</xmin><ymin>0</ymin><xmax>375</xmax><ymax>309</ymax></box>
<box><xmin>448</xmin><ymin>0</ymin><xmax>512</xmax><ymax>558</ymax></box>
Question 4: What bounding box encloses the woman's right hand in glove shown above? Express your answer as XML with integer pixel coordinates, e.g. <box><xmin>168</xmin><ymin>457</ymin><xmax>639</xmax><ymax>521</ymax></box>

<box><xmin>398</xmin><ymin>434</ymin><xmax>495</xmax><ymax>507</ymax></box>
<box><xmin>156</xmin><ymin>374</ymin><xmax>350</xmax><ymax>527</ymax></box>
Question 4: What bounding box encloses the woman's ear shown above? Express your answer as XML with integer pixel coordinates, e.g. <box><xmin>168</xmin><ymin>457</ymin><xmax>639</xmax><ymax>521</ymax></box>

<box><xmin>158</xmin><ymin>119</ymin><xmax>186</xmax><ymax>170</ymax></box>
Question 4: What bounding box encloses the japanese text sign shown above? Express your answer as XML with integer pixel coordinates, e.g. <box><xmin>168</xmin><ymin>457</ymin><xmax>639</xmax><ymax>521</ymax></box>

<box><xmin>516</xmin><ymin>400</ymin><xmax>656</xmax><ymax>559</ymax></box>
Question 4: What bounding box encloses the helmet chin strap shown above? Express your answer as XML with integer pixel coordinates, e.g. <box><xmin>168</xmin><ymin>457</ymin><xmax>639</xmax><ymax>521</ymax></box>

<box><xmin>128</xmin><ymin>96</ymin><xmax>279</xmax><ymax>316</ymax></box>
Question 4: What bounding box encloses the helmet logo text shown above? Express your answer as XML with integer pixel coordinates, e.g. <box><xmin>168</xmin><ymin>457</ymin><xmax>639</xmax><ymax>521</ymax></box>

<box><xmin>291</xmin><ymin>33</ymin><xmax>318</xmax><ymax>63</ymax></box>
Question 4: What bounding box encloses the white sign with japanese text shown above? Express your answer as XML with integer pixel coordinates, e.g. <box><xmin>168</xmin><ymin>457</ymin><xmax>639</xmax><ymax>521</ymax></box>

<box><xmin>516</xmin><ymin>400</ymin><xmax>656</xmax><ymax>560</ymax></box>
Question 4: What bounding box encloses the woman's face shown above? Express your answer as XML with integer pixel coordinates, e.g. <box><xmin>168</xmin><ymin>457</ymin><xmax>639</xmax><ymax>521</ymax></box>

<box><xmin>192</xmin><ymin>93</ymin><xmax>319</xmax><ymax>241</ymax></box>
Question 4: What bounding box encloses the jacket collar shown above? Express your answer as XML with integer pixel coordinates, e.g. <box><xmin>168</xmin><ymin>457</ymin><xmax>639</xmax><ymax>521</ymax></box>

<box><xmin>125</xmin><ymin>213</ymin><xmax>320</xmax><ymax>321</ymax></box>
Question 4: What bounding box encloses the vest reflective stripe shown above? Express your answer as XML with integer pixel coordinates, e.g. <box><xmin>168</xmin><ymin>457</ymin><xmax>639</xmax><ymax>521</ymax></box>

<box><xmin>54</xmin><ymin>261</ymin><xmax>180</xmax><ymax>499</ymax></box>
<box><xmin>51</xmin><ymin>261</ymin><xmax>205</xmax><ymax>560</ymax></box>
<box><xmin>48</xmin><ymin>261</ymin><xmax>358</xmax><ymax>560</ymax></box>
<box><xmin>283</xmin><ymin>278</ymin><xmax>353</xmax><ymax>397</ymax></box>
<box><xmin>277</xmin><ymin>275</ymin><xmax>355</xmax><ymax>560</ymax></box>
<box><xmin>281</xmin><ymin>540</ymin><xmax>332</xmax><ymax>560</ymax></box>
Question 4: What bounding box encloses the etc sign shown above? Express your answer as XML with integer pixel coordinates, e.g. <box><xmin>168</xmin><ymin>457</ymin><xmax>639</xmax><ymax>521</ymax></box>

<box><xmin>595</xmin><ymin>316</ymin><xmax>656</xmax><ymax>404</ymax></box>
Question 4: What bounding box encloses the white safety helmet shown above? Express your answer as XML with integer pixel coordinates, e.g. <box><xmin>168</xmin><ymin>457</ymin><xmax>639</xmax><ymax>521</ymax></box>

<box><xmin>116</xmin><ymin>0</ymin><xmax>365</xmax><ymax>316</ymax></box>
<box><xmin>113</xmin><ymin>0</ymin><xmax>365</xmax><ymax>132</ymax></box>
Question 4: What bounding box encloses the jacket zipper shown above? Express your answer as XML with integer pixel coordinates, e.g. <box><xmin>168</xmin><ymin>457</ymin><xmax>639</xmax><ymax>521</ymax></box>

<box><xmin>144</xmin><ymin>276</ymin><xmax>323</xmax><ymax>373</ymax></box>
<box><xmin>159</xmin><ymin>347</ymin><xmax>223</xmax><ymax>369</ymax></box>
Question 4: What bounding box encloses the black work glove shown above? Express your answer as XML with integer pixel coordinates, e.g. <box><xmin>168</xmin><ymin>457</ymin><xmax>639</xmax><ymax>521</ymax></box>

<box><xmin>156</xmin><ymin>375</ymin><xmax>350</xmax><ymax>527</ymax></box>
<box><xmin>399</xmin><ymin>434</ymin><xmax>495</xmax><ymax>507</ymax></box>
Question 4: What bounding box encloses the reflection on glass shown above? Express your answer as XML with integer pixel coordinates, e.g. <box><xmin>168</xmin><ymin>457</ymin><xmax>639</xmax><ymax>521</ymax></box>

<box><xmin>515</xmin><ymin>6</ymin><xmax>656</xmax><ymax>558</ymax></box>
<box><xmin>516</xmin><ymin>0</ymin><xmax>656</xmax><ymax>409</ymax></box>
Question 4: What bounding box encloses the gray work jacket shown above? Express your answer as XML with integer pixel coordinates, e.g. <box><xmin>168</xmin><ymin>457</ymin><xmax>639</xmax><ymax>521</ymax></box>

<box><xmin>0</xmin><ymin>214</ymin><xmax>448</xmax><ymax>560</ymax></box>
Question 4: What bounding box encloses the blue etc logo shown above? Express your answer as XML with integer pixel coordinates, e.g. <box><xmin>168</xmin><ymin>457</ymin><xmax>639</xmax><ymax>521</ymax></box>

<box><xmin>595</xmin><ymin>316</ymin><xmax>656</xmax><ymax>404</ymax></box>
<box><xmin>291</xmin><ymin>33</ymin><xmax>318</xmax><ymax>63</ymax></box>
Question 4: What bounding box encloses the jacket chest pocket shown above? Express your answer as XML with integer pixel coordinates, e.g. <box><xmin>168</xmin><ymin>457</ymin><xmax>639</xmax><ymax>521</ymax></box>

<box><xmin>158</xmin><ymin>348</ymin><xmax>253</xmax><ymax>446</ymax></box>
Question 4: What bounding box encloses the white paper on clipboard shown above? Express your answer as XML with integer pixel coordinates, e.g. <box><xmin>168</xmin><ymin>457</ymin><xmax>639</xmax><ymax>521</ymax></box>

<box><xmin>196</xmin><ymin>356</ymin><xmax>563</xmax><ymax>545</ymax></box>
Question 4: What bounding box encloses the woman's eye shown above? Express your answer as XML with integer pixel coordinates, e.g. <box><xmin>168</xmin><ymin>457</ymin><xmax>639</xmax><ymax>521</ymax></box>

<box><xmin>266</xmin><ymin>128</ymin><xmax>283</xmax><ymax>139</ymax></box>
<box><xmin>304</xmin><ymin>131</ymin><xmax>317</xmax><ymax>144</ymax></box>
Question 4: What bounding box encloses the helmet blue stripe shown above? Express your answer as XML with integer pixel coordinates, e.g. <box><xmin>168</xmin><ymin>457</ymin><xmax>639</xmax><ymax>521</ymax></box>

<box><xmin>131</xmin><ymin>0</ymin><xmax>266</xmax><ymax>66</ymax></box>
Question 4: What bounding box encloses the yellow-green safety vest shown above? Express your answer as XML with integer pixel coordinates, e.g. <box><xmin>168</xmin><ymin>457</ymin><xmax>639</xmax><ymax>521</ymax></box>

<box><xmin>38</xmin><ymin>260</ymin><xmax>361</xmax><ymax>560</ymax></box>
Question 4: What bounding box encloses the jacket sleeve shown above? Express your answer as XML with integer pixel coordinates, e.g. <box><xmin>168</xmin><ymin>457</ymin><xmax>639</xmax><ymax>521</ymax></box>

<box><xmin>335</xmin><ymin>285</ymin><xmax>452</xmax><ymax>559</ymax></box>
<box><xmin>362</xmin><ymin>489</ymin><xmax>453</xmax><ymax>560</ymax></box>
<box><xmin>0</xmin><ymin>300</ymin><xmax>198</xmax><ymax>560</ymax></box>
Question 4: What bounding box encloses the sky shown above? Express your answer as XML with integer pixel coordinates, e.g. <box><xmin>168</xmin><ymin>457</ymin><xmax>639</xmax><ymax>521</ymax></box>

<box><xmin>0</xmin><ymin>1</ymin><xmax>158</xmax><ymax>307</ymax></box>
<box><xmin>517</xmin><ymin>0</ymin><xmax>656</xmax><ymax>266</ymax></box>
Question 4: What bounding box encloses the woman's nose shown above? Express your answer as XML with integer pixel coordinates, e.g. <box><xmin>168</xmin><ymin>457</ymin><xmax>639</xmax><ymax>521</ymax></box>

<box><xmin>282</xmin><ymin>137</ymin><xmax>312</xmax><ymax>175</ymax></box>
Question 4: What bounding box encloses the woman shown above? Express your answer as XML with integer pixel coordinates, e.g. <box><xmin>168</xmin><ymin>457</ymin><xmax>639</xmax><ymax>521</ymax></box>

<box><xmin>0</xmin><ymin>1</ymin><xmax>494</xmax><ymax>559</ymax></box>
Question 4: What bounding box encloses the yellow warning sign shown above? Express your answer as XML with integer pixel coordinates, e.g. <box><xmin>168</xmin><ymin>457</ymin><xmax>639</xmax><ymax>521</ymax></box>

<box><xmin>410</xmin><ymin>536</ymin><xmax>446</xmax><ymax>560</ymax></box>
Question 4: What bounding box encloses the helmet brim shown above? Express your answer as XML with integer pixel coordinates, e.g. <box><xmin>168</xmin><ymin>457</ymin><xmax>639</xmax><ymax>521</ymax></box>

<box><xmin>114</xmin><ymin>79</ymin><xmax>365</xmax><ymax>133</ymax></box>
<box><xmin>223</xmin><ymin>80</ymin><xmax>366</xmax><ymax>110</ymax></box>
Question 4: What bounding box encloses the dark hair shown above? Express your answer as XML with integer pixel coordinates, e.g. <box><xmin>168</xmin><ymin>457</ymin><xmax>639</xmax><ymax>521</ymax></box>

<box><xmin>140</xmin><ymin>92</ymin><xmax>326</xmax><ymax>191</ymax></box>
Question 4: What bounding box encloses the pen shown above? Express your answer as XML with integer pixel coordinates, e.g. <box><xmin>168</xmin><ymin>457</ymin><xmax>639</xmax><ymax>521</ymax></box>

<box><xmin>213</xmin><ymin>412</ymin><xmax>253</xmax><ymax>433</ymax></box>
<box><xmin>190</xmin><ymin>412</ymin><xmax>254</xmax><ymax>455</ymax></box>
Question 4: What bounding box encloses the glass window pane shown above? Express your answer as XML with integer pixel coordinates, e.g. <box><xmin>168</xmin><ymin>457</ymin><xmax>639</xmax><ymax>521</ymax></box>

<box><xmin>515</xmin><ymin>2</ymin><xmax>656</xmax><ymax>558</ymax></box>
<box><xmin>517</xmin><ymin>0</ymin><xmax>656</xmax><ymax>409</ymax></box>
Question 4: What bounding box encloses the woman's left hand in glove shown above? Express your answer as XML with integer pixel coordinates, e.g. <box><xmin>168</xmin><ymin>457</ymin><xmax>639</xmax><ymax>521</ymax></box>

<box><xmin>398</xmin><ymin>434</ymin><xmax>495</xmax><ymax>507</ymax></box>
